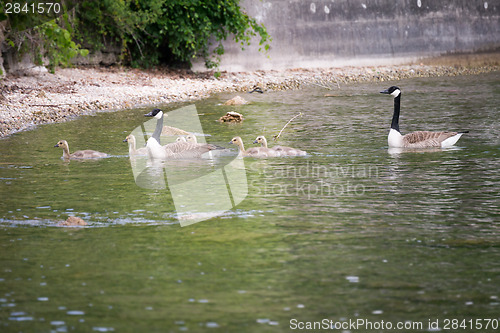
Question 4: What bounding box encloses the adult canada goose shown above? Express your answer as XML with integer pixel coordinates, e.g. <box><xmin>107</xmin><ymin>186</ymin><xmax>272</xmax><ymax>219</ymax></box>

<box><xmin>186</xmin><ymin>134</ymin><xmax>232</xmax><ymax>158</ymax></box>
<box><xmin>142</xmin><ymin>107</ymin><xmax>188</xmax><ymax>136</ymax></box>
<box><xmin>162</xmin><ymin>126</ymin><xmax>190</xmax><ymax>136</ymax></box>
<box><xmin>145</xmin><ymin>109</ymin><xmax>215</xmax><ymax>159</ymax></box>
<box><xmin>144</xmin><ymin>108</ymin><xmax>165</xmax><ymax>144</ymax></box>
<box><xmin>123</xmin><ymin>134</ymin><xmax>147</xmax><ymax>155</ymax></box>
<box><xmin>54</xmin><ymin>140</ymin><xmax>107</xmax><ymax>160</ymax></box>
<box><xmin>253</xmin><ymin>135</ymin><xmax>307</xmax><ymax>156</ymax></box>
<box><xmin>381</xmin><ymin>86</ymin><xmax>468</xmax><ymax>148</ymax></box>
<box><xmin>229</xmin><ymin>136</ymin><xmax>280</xmax><ymax>158</ymax></box>
<box><xmin>144</xmin><ymin>136</ymin><xmax>216</xmax><ymax>159</ymax></box>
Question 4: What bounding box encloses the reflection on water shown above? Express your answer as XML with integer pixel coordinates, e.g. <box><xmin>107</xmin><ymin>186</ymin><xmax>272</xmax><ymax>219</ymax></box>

<box><xmin>0</xmin><ymin>72</ymin><xmax>499</xmax><ymax>331</ymax></box>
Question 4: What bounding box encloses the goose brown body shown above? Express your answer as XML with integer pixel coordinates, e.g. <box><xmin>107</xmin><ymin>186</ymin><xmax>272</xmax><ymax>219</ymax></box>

<box><xmin>147</xmin><ymin>139</ymin><xmax>217</xmax><ymax>159</ymax></box>
<box><xmin>144</xmin><ymin>108</ymin><xmax>215</xmax><ymax>159</ymax></box>
<box><xmin>401</xmin><ymin>131</ymin><xmax>461</xmax><ymax>148</ymax></box>
<box><xmin>381</xmin><ymin>86</ymin><xmax>467</xmax><ymax>148</ymax></box>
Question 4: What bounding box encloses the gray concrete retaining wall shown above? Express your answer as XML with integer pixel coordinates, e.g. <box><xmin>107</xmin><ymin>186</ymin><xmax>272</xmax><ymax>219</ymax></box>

<box><xmin>194</xmin><ymin>0</ymin><xmax>500</xmax><ymax>71</ymax></box>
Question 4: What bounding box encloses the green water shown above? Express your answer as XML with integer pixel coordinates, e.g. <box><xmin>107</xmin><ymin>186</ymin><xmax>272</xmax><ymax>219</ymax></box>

<box><xmin>1</xmin><ymin>72</ymin><xmax>499</xmax><ymax>332</ymax></box>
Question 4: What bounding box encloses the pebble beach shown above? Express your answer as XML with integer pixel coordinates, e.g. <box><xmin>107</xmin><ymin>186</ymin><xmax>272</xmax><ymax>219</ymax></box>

<box><xmin>1</xmin><ymin>54</ymin><xmax>499</xmax><ymax>138</ymax></box>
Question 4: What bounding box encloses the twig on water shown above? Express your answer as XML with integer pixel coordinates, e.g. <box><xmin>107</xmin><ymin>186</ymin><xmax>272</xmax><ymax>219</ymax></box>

<box><xmin>273</xmin><ymin>112</ymin><xmax>303</xmax><ymax>141</ymax></box>
<box><xmin>29</xmin><ymin>103</ymin><xmax>73</xmax><ymax>107</ymax></box>
<box><xmin>309</xmin><ymin>76</ymin><xmax>340</xmax><ymax>90</ymax></box>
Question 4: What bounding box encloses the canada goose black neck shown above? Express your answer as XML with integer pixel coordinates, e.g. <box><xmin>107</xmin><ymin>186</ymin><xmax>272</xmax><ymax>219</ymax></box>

<box><xmin>391</xmin><ymin>93</ymin><xmax>401</xmax><ymax>132</ymax></box>
<box><xmin>145</xmin><ymin>108</ymin><xmax>163</xmax><ymax>144</ymax></box>
<box><xmin>380</xmin><ymin>86</ymin><xmax>401</xmax><ymax>133</ymax></box>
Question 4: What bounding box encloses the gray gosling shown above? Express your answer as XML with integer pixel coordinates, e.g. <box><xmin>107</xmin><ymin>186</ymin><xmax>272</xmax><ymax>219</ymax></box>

<box><xmin>253</xmin><ymin>136</ymin><xmax>307</xmax><ymax>156</ymax></box>
<box><xmin>229</xmin><ymin>136</ymin><xmax>280</xmax><ymax>158</ymax></box>
<box><xmin>123</xmin><ymin>134</ymin><xmax>147</xmax><ymax>155</ymax></box>
<box><xmin>55</xmin><ymin>140</ymin><xmax>107</xmax><ymax>160</ymax></box>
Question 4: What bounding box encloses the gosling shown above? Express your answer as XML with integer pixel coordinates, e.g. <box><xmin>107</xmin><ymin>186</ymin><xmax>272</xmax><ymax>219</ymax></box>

<box><xmin>123</xmin><ymin>134</ymin><xmax>147</xmax><ymax>155</ymax></box>
<box><xmin>54</xmin><ymin>140</ymin><xmax>107</xmax><ymax>160</ymax></box>
<box><xmin>253</xmin><ymin>135</ymin><xmax>307</xmax><ymax>156</ymax></box>
<box><xmin>229</xmin><ymin>136</ymin><xmax>280</xmax><ymax>158</ymax></box>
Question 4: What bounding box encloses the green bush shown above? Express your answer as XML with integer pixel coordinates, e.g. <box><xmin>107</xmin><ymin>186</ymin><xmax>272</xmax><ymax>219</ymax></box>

<box><xmin>74</xmin><ymin>0</ymin><xmax>271</xmax><ymax>69</ymax></box>
<box><xmin>36</xmin><ymin>19</ymin><xmax>89</xmax><ymax>73</ymax></box>
<box><xmin>2</xmin><ymin>0</ymin><xmax>270</xmax><ymax>71</ymax></box>
<box><xmin>1</xmin><ymin>1</ymin><xmax>87</xmax><ymax>73</ymax></box>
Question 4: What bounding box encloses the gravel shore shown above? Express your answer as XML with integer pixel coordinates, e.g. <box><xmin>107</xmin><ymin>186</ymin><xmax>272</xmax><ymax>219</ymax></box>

<box><xmin>1</xmin><ymin>59</ymin><xmax>499</xmax><ymax>138</ymax></box>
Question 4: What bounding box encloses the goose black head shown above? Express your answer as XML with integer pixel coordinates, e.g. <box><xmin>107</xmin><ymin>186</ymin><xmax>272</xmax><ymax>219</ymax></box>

<box><xmin>380</xmin><ymin>86</ymin><xmax>401</xmax><ymax>97</ymax></box>
<box><xmin>144</xmin><ymin>108</ymin><xmax>163</xmax><ymax>118</ymax></box>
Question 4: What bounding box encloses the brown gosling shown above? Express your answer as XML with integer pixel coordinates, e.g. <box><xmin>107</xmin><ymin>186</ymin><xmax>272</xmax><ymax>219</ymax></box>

<box><xmin>229</xmin><ymin>136</ymin><xmax>279</xmax><ymax>158</ymax></box>
<box><xmin>54</xmin><ymin>140</ymin><xmax>107</xmax><ymax>160</ymax></box>
<box><xmin>123</xmin><ymin>134</ymin><xmax>147</xmax><ymax>155</ymax></box>
<box><xmin>253</xmin><ymin>135</ymin><xmax>307</xmax><ymax>156</ymax></box>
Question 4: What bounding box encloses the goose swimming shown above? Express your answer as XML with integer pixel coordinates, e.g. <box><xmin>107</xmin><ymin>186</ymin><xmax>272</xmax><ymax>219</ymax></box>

<box><xmin>229</xmin><ymin>136</ymin><xmax>280</xmax><ymax>158</ymax></box>
<box><xmin>380</xmin><ymin>86</ymin><xmax>468</xmax><ymax>148</ymax></box>
<box><xmin>144</xmin><ymin>108</ymin><xmax>215</xmax><ymax>159</ymax></box>
<box><xmin>54</xmin><ymin>140</ymin><xmax>107</xmax><ymax>160</ymax></box>
<box><xmin>253</xmin><ymin>135</ymin><xmax>307</xmax><ymax>156</ymax></box>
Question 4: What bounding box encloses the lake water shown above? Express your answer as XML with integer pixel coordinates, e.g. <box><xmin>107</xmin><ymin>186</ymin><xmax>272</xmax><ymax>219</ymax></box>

<box><xmin>1</xmin><ymin>72</ymin><xmax>499</xmax><ymax>332</ymax></box>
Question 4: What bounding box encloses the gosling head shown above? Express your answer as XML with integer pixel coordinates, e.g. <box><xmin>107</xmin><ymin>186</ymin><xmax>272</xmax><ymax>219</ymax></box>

<box><xmin>253</xmin><ymin>136</ymin><xmax>266</xmax><ymax>144</ymax></box>
<box><xmin>54</xmin><ymin>140</ymin><xmax>68</xmax><ymax>149</ymax></box>
<box><xmin>186</xmin><ymin>134</ymin><xmax>197</xmax><ymax>144</ymax></box>
<box><xmin>123</xmin><ymin>134</ymin><xmax>134</xmax><ymax>143</ymax></box>
<box><xmin>176</xmin><ymin>136</ymin><xmax>187</xmax><ymax>142</ymax></box>
<box><xmin>229</xmin><ymin>136</ymin><xmax>243</xmax><ymax>145</ymax></box>
<box><xmin>380</xmin><ymin>86</ymin><xmax>401</xmax><ymax>98</ymax></box>
<box><xmin>144</xmin><ymin>108</ymin><xmax>164</xmax><ymax>119</ymax></box>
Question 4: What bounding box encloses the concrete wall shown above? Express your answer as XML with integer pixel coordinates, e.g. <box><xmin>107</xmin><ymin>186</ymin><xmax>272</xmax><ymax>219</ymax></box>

<box><xmin>194</xmin><ymin>0</ymin><xmax>500</xmax><ymax>72</ymax></box>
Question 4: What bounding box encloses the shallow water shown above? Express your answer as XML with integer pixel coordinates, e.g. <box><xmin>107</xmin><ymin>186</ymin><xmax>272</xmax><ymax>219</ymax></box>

<box><xmin>1</xmin><ymin>72</ymin><xmax>500</xmax><ymax>331</ymax></box>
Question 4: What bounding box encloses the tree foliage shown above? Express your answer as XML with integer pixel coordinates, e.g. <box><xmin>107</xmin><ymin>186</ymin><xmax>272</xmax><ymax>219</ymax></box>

<box><xmin>1</xmin><ymin>1</ymin><xmax>88</xmax><ymax>73</ymax></box>
<box><xmin>1</xmin><ymin>0</ymin><xmax>271</xmax><ymax>71</ymax></box>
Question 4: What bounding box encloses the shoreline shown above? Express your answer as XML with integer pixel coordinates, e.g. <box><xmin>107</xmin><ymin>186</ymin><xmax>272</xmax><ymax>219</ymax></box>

<box><xmin>1</xmin><ymin>56</ymin><xmax>499</xmax><ymax>138</ymax></box>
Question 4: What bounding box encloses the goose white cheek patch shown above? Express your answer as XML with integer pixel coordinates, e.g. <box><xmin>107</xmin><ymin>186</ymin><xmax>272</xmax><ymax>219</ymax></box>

<box><xmin>127</xmin><ymin>104</ymin><xmax>248</xmax><ymax>227</ymax></box>
<box><xmin>391</xmin><ymin>89</ymin><xmax>401</xmax><ymax>97</ymax></box>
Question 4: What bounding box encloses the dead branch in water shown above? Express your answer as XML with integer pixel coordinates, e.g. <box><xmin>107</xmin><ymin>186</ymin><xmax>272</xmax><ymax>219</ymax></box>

<box><xmin>273</xmin><ymin>112</ymin><xmax>303</xmax><ymax>141</ymax></box>
<box><xmin>309</xmin><ymin>76</ymin><xmax>340</xmax><ymax>90</ymax></box>
<box><xmin>29</xmin><ymin>103</ymin><xmax>73</xmax><ymax>107</ymax></box>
